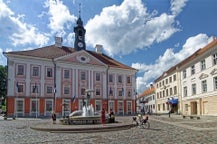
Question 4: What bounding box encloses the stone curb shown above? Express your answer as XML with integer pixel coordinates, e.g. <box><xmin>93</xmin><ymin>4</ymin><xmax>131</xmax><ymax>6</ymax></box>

<box><xmin>30</xmin><ymin>123</ymin><xmax>133</xmax><ymax>133</ymax></box>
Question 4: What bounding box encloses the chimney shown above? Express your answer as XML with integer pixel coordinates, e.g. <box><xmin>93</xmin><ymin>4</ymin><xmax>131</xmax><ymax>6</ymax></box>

<box><xmin>95</xmin><ymin>44</ymin><xmax>103</xmax><ymax>54</ymax></box>
<box><xmin>55</xmin><ymin>36</ymin><xmax>63</xmax><ymax>47</ymax></box>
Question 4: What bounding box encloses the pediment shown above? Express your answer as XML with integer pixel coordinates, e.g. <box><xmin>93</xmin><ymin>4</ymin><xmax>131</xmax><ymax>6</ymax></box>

<box><xmin>210</xmin><ymin>68</ymin><xmax>217</xmax><ymax>75</ymax></box>
<box><xmin>55</xmin><ymin>50</ymin><xmax>106</xmax><ymax>66</ymax></box>
<box><xmin>199</xmin><ymin>73</ymin><xmax>209</xmax><ymax>80</ymax></box>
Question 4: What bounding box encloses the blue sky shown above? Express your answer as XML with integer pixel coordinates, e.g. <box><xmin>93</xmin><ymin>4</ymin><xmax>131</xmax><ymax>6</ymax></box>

<box><xmin>0</xmin><ymin>0</ymin><xmax>217</xmax><ymax>93</ymax></box>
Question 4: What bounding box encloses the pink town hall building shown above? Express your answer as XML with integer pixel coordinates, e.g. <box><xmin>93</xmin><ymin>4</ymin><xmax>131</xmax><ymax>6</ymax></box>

<box><xmin>3</xmin><ymin>16</ymin><xmax>137</xmax><ymax>117</ymax></box>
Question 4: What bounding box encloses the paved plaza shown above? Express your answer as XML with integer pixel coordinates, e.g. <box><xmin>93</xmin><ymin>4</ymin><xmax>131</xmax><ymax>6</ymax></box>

<box><xmin>1</xmin><ymin>114</ymin><xmax>217</xmax><ymax>144</ymax></box>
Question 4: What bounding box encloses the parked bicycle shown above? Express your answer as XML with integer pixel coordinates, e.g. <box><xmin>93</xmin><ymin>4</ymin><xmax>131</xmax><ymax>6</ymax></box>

<box><xmin>132</xmin><ymin>114</ymin><xmax>150</xmax><ymax>129</ymax></box>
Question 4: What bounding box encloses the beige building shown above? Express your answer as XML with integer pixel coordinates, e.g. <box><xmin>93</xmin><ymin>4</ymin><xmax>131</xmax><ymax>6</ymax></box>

<box><xmin>154</xmin><ymin>68</ymin><xmax>181</xmax><ymax>114</ymax></box>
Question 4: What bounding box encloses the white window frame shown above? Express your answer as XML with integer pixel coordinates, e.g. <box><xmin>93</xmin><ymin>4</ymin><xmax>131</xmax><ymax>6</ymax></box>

<box><xmin>200</xmin><ymin>60</ymin><xmax>206</xmax><ymax>71</ymax></box>
<box><xmin>202</xmin><ymin>80</ymin><xmax>207</xmax><ymax>93</ymax></box>
<box><xmin>64</xmin><ymin>86</ymin><xmax>70</xmax><ymax>95</ymax></box>
<box><xmin>62</xmin><ymin>99</ymin><xmax>71</xmax><ymax>116</ymax></box>
<box><xmin>32</xmin><ymin>66</ymin><xmax>39</xmax><ymax>77</ymax></box>
<box><xmin>95</xmin><ymin>100</ymin><xmax>102</xmax><ymax>112</ymax></box>
<box><xmin>45</xmin><ymin>99</ymin><xmax>53</xmax><ymax>115</ymax></box>
<box><xmin>183</xmin><ymin>69</ymin><xmax>186</xmax><ymax>79</ymax></box>
<box><xmin>183</xmin><ymin>86</ymin><xmax>187</xmax><ymax>97</ymax></box>
<box><xmin>191</xmin><ymin>65</ymin><xmax>195</xmax><ymax>75</ymax></box>
<box><xmin>64</xmin><ymin>69</ymin><xmax>70</xmax><ymax>79</ymax></box>
<box><xmin>46</xmin><ymin>67</ymin><xmax>53</xmax><ymax>77</ymax></box>
<box><xmin>96</xmin><ymin>72</ymin><xmax>100</xmax><ymax>81</ymax></box>
<box><xmin>30</xmin><ymin>99</ymin><xmax>39</xmax><ymax>116</ymax></box>
<box><xmin>126</xmin><ymin>101</ymin><xmax>132</xmax><ymax>115</ymax></box>
<box><xmin>108</xmin><ymin>100</ymin><xmax>114</xmax><ymax>112</ymax></box>
<box><xmin>213</xmin><ymin>53</ymin><xmax>217</xmax><ymax>65</ymax></box>
<box><xmin>214</xmin><ymin>76</ymin><xmax>217</xmax><ymax>91</ymax></box>
<box><xmin>17</xmin><ymin>64</ymin><xmax>24</xmax><ymax>75</ymax></box>
<box><xmin>192</xmin><ymin>83</ymin><xmax>196</xmax><ymax>95</ymax></box>
<box><xmin>118</xmin><ymin>101</ymin><xmax>123</xmax><ymax>115</ymax></box>
<box><xmin>16</xmin><ymin>98</ymin><xmax>24</xmax><ymax>116</ymax></box>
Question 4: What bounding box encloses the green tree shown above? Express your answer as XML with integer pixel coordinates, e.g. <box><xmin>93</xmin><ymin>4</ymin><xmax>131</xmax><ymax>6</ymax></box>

<box><xmin>0</xmin><ymin>65</ymin><xmax>7</xmax><ymax>106</ymax></box>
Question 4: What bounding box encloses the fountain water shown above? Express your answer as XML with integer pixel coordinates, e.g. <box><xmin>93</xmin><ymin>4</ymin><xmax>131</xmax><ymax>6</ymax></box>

<box><xmin>67</xmin><ymin>89</ymin><xmax>103</xmax><ymax>124</ymax></box>
<box><xmin>82</xmin><ymin>104</ymin><xmax>95</xmax><ymax>117</ymax></box>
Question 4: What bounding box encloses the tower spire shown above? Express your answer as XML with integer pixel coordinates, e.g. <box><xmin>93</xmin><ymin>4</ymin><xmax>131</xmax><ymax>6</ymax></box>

<box><xmin>74</xmin><ymin>3</ymin><xmax>86</xmax><ymax>51</ymax></box>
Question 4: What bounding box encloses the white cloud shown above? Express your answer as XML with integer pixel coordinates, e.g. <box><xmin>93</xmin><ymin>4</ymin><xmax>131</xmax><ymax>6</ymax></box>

<box><xmin>133</xmin><ymin>33</ymin><xmax>213</xmax><ymax>93</ymax></box>
<box><xmin>44</xmin><ymin>0</ymin><xmax>77</xmax><ymax>36</ymax></box>
<box><xmin>170</xmin><ymin>0</ymin><xmax>188</xmax><ymax>16</ymax></box>
<box><xmin>85</xmin><ymin>0</ymin><xmax>187</xmax><ymax>56</ymax></box>
<box><xmin>0</xmin><ymin>0</ymin><xmax>49</xmax><ymax>47</ymax></box>
<box><xmin>66</xmin><ymin>32</ymin><xmax>75</xmax><ymax>46</ymax></box>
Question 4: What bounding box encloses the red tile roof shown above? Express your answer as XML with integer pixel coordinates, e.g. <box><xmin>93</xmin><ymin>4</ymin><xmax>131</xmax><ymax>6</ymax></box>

<box><xmin>138</xmin><ymin>86</ymin><xmax>155</xmax><ymax>99</ymax></box>
<box><xmin>5</xmin><ymin>45</ymin><xmax>75</xmax><ymax>59</ymax></box>
<box><xmin>4</xmin><ymin>45</ymin><xmax>136</xmax><ymax>70</ymax></box>
<box><xmin>87</xmin><ymin>51</ymin><xmax>134</xmax><ymax>69</ymax></box>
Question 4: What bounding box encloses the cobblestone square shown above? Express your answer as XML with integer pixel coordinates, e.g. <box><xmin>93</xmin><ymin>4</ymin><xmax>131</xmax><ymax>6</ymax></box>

<box><xmin>1</xmin><ymin>115</ymin><xmax>217</xmax><ymax>144</ymax></box>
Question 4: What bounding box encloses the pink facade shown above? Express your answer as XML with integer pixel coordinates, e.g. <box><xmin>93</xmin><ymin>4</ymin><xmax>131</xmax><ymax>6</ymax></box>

<box><xmin>5</xmin><ymin>47</ymin><xmax>137</xmax><ymax>117</ymax></box>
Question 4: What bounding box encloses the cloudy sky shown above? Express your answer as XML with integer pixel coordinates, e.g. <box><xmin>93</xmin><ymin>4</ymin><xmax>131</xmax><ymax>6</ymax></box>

<box><xmin>0</xmin><ymin>0</ymin><xmax>217</xmax><ymax>93</ymax></box>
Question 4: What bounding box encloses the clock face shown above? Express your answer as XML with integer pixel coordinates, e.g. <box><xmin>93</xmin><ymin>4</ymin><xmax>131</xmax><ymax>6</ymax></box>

<box><xmin>76</xmin><ymin>55</ymin><xmax>90</xmax><ymax>63</ymax></box>
<box><xmin>78</xmin><ymin>42</ymin><xmax>84</xmax><ymax>48</ymax></box>
<box><xmin>78</xmin><ymin>36</ymin><xmax>82</xmax><ymax>40</ymax></box>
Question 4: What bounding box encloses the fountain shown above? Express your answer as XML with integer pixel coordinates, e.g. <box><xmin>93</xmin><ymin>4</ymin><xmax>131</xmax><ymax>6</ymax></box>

<box><xmin>67</xmin><ymin>89</ymin><xmax>103</xmax><ymax>124</ymax></box>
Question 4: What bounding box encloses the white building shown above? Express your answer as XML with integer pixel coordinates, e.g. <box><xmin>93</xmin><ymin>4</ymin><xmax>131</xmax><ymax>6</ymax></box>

<box><xmin>179</xmin><ymin>38</ymin><xmax>217</xmax><ymax>116</ymax></box>
<box><xmin>137</xmin><ymin>86</ymin><xmax>155</xmax><ymax>114</ymax></box>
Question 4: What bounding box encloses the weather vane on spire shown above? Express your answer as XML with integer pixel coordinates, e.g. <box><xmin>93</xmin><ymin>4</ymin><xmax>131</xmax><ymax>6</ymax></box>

<box><xmin>78</xmin><ymin>3</ymin><xmax>81</xmax><ymax>18</ymax></box>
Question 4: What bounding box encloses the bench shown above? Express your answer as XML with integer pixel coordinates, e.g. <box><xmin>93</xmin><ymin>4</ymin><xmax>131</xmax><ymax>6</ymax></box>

<box><xmin>182</xmin><ymin>115</ymin><xmax>200</xmax><ymax>120</ymax></box>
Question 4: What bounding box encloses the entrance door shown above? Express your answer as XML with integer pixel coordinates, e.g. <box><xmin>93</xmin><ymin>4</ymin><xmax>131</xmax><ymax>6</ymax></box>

<box><xmin>191</xmin><ymin>101</ymin><xmax>197</xmax><ymax>115</ymax></box>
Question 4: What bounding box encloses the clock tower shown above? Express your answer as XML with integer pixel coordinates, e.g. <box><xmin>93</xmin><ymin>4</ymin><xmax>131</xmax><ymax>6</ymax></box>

<box><xmin>74</xmin><ymin>15</ymin><xmax>86</xmax><ymax>51</ymax></box>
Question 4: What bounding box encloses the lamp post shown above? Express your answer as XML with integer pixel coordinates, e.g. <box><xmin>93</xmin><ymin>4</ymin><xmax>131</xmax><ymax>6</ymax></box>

<box><xmin>36</xmin><ymin>87</ymin><xmax>38</xmax><ymax>119</ymax></box>
<box><xmin>33</xmin><ymin>83</ymin><xmax>38</xmax><ymax>119</ymax></box>
<box><xmin>62</xmin><ymin>103</ymin><xmax>67</xmax><ymax>118</ymax></box>
<box><xmin>16</xmin><ymin>81</ymin><xmax>19</xmax><ymax>119</ymax></box>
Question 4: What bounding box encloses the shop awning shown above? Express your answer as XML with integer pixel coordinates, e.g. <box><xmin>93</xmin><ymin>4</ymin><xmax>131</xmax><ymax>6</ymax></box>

<box><xmin>168</xmin><ymin>99</ymin><xmax>178</xmax><ymax>105</ymax></box>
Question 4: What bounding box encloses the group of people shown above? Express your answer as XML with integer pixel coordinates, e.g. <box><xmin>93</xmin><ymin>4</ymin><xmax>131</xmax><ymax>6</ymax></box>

<box><xmin>100</xmin><ymin>108</ymin><xmax>115</xmax><ymax>125</ymax></box>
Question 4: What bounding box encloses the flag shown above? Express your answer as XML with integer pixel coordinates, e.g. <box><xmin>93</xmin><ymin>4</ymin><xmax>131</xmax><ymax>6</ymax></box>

<box><xmin>33</xmin><ymin>83</ymin><xmax>37</xmax><ymax>93</ymax></box>
<box><xmin>16</xmin><ymin>82</ymin><xmax>19</xmax><ymax>92</ymax></box>
<box><xmin>122</xmin><ymin>87</ymin><xmax>124</xmax><ymax>96</ymax></box>
<box><xmin>72</xmin><ymin>95</ymin><xmax>76</xmax><ymax>103</ymax></box>
<box><xmin>109</xmin><ymin>87</ymin><xmax>112</xmax><ymax>95</ymax></box>
<box><xmin>53</xmin><ymin>83</ymin><xmax>56</xmax><ymax>93</ymax></box>
<box><xmin>53</xmin><ymin>88</ymin><xmax>56</xmax><ymax>93</ymax></box>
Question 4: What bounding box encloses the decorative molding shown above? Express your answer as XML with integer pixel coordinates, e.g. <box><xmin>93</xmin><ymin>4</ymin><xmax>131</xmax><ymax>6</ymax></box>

<box><xmin>199</xmin><ymin>73</ymin><xmax>209</xmax><ymax>80</ymax></box>
<box><xmin>76</xmin><ymin>55</ymin><xmax>90</xmax><ymax>63</ymax></box>
<box><xmin>210</xmin><ymin>68</ymin><xmax>217</xmax><ymax>75</ymax></box>
<box><xmin>9</xmin><ymin>61</ymin><xmax>14</xmax><ymax>66</ymax></box>
<box><xmin>191</xmin><ymin>77</ymin><xmax>196</xmax><ymax>82</ymax></box>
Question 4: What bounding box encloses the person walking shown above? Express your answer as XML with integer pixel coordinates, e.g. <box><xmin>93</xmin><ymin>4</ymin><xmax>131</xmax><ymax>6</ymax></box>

<box><xmin>52</xmin><ymin>112</ymin><xmax>56</xmax><ymax>124</ymax></box>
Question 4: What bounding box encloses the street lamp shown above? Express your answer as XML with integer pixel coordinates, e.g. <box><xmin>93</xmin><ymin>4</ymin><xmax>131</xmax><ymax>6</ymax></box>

<box><xmin>33</xmin><ymin>83</ymin><xmax>38</xmax><ymax>118</ymax></box>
